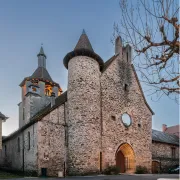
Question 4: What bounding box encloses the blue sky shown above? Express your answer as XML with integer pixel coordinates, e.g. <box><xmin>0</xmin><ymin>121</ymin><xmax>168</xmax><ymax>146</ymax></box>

<box><xmin>0</xmin><ymin>0</ymin><xmax>179</xmax><ymax>135</ymax></box>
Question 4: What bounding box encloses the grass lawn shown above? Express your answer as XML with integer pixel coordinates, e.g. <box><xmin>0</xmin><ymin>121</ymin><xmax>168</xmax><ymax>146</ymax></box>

<box><xmin>0</xmin><ymin>171</ymin><xmax>24</xmax><ymax>179</ymax></box>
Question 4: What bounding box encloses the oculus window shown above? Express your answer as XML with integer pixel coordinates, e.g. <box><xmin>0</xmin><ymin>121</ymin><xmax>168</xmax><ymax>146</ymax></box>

<box><xmin>121</xmin><ymin>113</ymin><xmax>132</xmax><ymax>127</ymax></box>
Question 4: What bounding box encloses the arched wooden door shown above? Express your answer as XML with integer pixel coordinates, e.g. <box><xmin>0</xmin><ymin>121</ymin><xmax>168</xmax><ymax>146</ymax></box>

<box><xmin>116</xmin><ymin>150</ymin><xmax>125</xmax><ymax>173</ymax></box>
<box><xmin>152</xmin><ymin>161</ymin><xmax>160</xmax><ymax>174</ymax></box>
<box><xmin>116</xmin><ymin>143</ymin><xmax>135</xmax><ymax>173</ymax></box>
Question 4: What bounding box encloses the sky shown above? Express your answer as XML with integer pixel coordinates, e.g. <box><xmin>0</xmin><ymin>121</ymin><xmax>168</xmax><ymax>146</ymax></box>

<box><xmin>0</xmin><ymin>0</ymin><xmax>179</xmax><ymax>136</ymax></box>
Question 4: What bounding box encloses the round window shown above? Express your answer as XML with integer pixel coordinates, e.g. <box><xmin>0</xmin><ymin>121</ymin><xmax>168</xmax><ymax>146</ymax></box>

<box><xmin>121</xmin><ymin>113</ymin><xmax>132</xmax><ymax>127</ymax></box>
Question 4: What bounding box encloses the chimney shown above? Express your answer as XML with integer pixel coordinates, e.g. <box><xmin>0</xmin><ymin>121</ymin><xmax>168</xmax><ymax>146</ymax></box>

<box><xmin>162</xmin><ymin>124</ymin><xmax>167</xmax><ymax>132</ymax></box>
<box><xmin>51</xmin><ymin>92</ymin><xmax>55</xmax><ymax>107</ymax></box>
<box><xmin>115</xmin><ymin>36</ymin><xmax>122</xmax><ymax>56</ymax></box>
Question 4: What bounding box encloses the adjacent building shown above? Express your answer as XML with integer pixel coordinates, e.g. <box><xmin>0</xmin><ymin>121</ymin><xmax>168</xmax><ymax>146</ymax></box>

<box><xmin>0</xmin><ymin>31</ymin><xmax>179</xmax><ymax>176</ymax></box>
<box><xmin>0</xmin><ymin>112</ymin><xmax>8</xmax><ymax>150</ymax></box>
<box><xmin>162</xmin><ymin>124</ymin><xmax>180</xmax><ymax>137</ymax></box>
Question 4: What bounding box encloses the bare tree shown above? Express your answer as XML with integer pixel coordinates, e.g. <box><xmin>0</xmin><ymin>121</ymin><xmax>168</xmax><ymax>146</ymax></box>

<box><xmin>113</xmin><ymin>0</ymin><xmax>179</xmax><ymax>102</ymax></box>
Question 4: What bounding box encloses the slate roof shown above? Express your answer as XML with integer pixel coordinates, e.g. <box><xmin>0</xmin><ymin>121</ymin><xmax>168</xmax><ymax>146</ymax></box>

<box><xmin>152</xmin><ymin>129</ymin><xmax>179</xmax><ymax>145</ymax></box>
<box><xmin>2</xmin><ymin>136</ymin><xmax>7</xmax><ymax>140</ymax></box>
<box><xmin>37</xmin><ymin>46</ymin><xmax>46</xmax><ymax>58</ymax></box>
<box><xmin>0</xmin><ymin>112</ymin><xmax>8</xmax><ymax>121</ymax></box>
<box><xmin>102</xmin><ymin>54</ymin><xmax>118</xmax><ymax>73</ymax></box>
<box><xmin>20</xmin><ymin>67</ymin><xmax>60</xmax><ymax>87</ymax></box>
<box><xmin>74</xmin><ymin>30</ymin><xmax>94</xmax><ymax>52</ymax></box>
<box><xmin>63</xmin><ymin>30</ymin><xmax>104</xmax><ymax>71</ymax></box>
<box><xmin>31</xmin><ymin>67</ymin><xmax>53</xmax><ymax>82</ymax></box>
<box><xmin>3</xmin><ymin>91</ymin><xmax>67</xmax><ymax>142</ymax></box>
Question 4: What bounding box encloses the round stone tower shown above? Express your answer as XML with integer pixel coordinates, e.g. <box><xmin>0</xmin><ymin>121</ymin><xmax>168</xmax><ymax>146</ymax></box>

<box><xmin>63</xmin><ymin>30</ymin><xmax>104</xmax><ymax>175</ymax></box>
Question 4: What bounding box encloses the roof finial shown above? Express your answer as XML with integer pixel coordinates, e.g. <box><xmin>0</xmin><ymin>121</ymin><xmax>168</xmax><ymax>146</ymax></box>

<box><xmin>82</xmin><ymin>29</ymin><xmax>86</xmax><ymax>35</ymax></box>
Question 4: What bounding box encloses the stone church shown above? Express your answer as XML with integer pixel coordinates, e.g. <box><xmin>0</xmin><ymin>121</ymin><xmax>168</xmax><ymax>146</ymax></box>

<box><xmin>0</xmin><ymin>30</ymin><xmax>179</xmax><ymax>176</ymax></box>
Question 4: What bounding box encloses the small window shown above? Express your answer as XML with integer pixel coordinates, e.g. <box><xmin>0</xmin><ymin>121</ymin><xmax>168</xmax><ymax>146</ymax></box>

<box><xmin>17</xmin><ymin>137</ymin><xmax>20</xmax><ymax>152</ymax></box>
<box><xmin>28</xmin><ymin>132</ymin><xmax>30</xmax><ymax>150</ymax></box>
<box><xmin>171</xmin><ymin>147</ymin><xmax>176</xmax><ymax>158</ymax></box>
<box><xmin>111</xmin><ymin>115</ymin><xmax>116</xmax><ymax>121</ymax></box>
<box><xmin>138</xmin><ymin>123</ymin><xmax>141</xmax><ymax>128</ymax></box>
<box><xmin>100</xmin><ymin>152</ymin><xmax>102</xmax><ymax>172</ymax></box>
<box><xmin>65</xmin><ymin>126</ymin><xmax>68</xmax><ymax>147</ymax></box>
<box><xmin>121</xmin><ymin>113</ymin><xmax>132</xmax><ymax>127</ymax></box>
<box><xmin>23</xmin><ymin>107</ymin><xmax>25</xmax><ymax>120</ymax></box>
<box><xmin>124</xmin><ymin>84</ymin><xmax>128</xmax><ymax>91</ymax></box>
<box><xmin>4</xmin><ymin>145</ymin><xmax>7</xmax><ymax>156</ymax></box>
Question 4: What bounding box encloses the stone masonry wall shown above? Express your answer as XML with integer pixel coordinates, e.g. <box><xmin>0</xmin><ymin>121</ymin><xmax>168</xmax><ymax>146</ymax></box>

<box><xmin>67</xmin><ymin>56</ymin><xmax>101</xmax><ymax>175</ymax></box>
<box><xmin>101</xmin><ymin>52</ymin><xmax>152</xmax><ymax>172</ymax></box>
<box><xmin>0</xmin><ymin>120</ymin><xmax>2</xmax><ymax>150</ymax></box>
<box><xmin>0</xmin><ymin>133</ymin><xmax>23</xmax><ymax>170</ymax></box>
<box><xmin>0</xmin><ymin>123</ymin><xmax>38</xmax><ymax>174</ymax></box>
<box><xmin>37</xmin><ymin>104</ymin><xmax>66</xmax><ymax>177</ymax></box>
<box><xmin>152</xmin><ymin>142</ymin><xmax>179</xmax><ymax>170</ymax></box>
<box><xmin>24</xmin><ymin>124</ymin><xmax>38</xmax><ymax>173</ymax></box>
<box><xmin>19</xmin><ymin>93</ymin><xmax>50</xmax><ymax>128</ymax></box>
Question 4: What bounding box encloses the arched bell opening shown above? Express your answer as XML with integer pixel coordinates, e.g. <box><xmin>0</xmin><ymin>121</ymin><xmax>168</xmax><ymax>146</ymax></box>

<box><xmin>115</xmin><ymin>143</ymin><xmax>135</xmax><ymax>173</ymax></box>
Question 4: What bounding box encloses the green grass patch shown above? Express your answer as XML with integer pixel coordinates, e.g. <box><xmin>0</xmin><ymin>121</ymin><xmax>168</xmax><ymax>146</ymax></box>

<box><xmin>0</xmin><ymin>171</ymin><xmax>23</xmax><ymax>179</ymax></box>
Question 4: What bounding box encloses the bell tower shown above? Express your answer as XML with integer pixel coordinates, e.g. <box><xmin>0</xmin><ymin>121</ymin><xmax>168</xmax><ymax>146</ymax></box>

<box><xmin>18</xmin><ymin>46</ymin><xmax>63</xmax><ymax>128</ymax></box>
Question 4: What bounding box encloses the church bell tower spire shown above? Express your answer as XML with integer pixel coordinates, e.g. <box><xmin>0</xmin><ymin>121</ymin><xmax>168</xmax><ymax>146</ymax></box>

<box><xmin>37</xmin><ymin>46</ymin><xmax>46</xmax><ymax>68</ymax></box>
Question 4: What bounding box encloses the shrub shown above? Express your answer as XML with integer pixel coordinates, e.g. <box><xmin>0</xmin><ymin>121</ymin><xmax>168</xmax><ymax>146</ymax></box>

<box><xmin>103</xmin><ymin>165</ymin><xmax>120</xmax><ymax>175</ymax></box>
<box><xmin>135</xmin><ymin>165</ymin><xmax>148</xmax><ymax>174</ymax></box>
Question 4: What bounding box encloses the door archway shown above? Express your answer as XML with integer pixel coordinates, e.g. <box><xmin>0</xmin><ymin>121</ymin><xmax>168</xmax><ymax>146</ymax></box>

<box><xmin>152</xmin><ymin>160</ymin><xmax>160</xmax><ymax>174</ymax></box>
<box><xmin>116</xmin><ymin>143</ymin><xmax>135</xmax><ymax>173</ymax></box>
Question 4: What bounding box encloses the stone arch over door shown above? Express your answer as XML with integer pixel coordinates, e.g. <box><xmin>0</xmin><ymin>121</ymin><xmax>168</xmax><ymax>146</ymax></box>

<box><xmin>116</xmin><ymin>143</ymin><xmax>135</xmax><ymax>173</ymax></box>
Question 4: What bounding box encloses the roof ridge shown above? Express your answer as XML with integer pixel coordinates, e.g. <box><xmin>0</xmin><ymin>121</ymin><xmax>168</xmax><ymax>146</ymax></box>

<box><xmin>102</xmin><ymin>54</ymin><xmax>118</xmax><ymax>73</ymax></box>
<box><xmin>131</xmin><ymin>64</ymin><xmax>154</xmax><ymax>115</ymax></box>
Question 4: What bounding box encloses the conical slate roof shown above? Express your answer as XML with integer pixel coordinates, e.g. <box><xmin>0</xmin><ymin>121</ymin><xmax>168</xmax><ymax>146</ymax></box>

<box><xmin>63</xmin><ymin>30</ymin><xmax>104</xmax><ymax>70</ymax></box>
<box><xmin>0</xmin><ymin>112</ymin><xmax>8</xmax><ymax>121</ymax></box>
<box><xmin>74</xmin><ymin>29</ymin><xmax>94</xmax><ymax>52</ymax></box>
<box><xmin>37</xmin><ymin>46</ymin><xmax>46</xmax><ymax>58</ymax></box>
